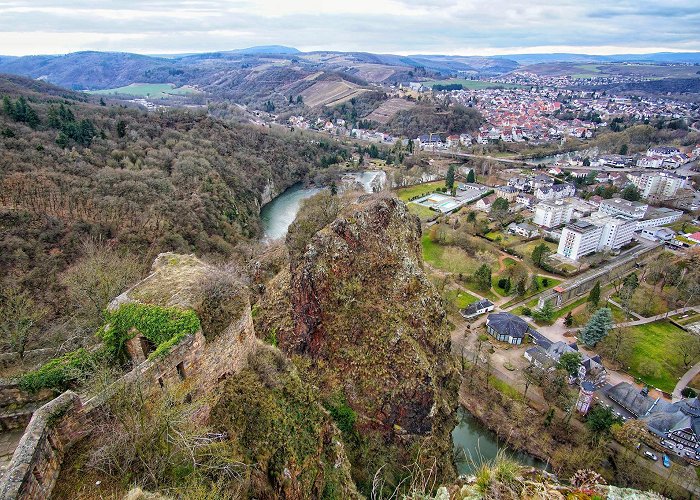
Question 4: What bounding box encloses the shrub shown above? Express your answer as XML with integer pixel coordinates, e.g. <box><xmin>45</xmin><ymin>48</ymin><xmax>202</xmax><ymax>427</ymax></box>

<box><xmin>682</xmin><ymin>387</ymin><xmax>697</xmax><ymax>398</ymax></box>
<box><xmin>100</xmin><ymin>303</ymin><xmax>200</xmax><ymax>362</ymax></box>
<box><xmin>19</xmin><ymin>348</ymin><xmax>98</xmax><ymax>393</ymax></box>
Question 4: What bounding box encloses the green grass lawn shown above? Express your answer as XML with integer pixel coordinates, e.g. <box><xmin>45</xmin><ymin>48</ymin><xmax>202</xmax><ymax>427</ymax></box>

<box><xmin>422</xmin><ymin>235</ymin><xmax>482</xmax><ymax>275</ymax></box>
<box><xmin>396</xmin><ymin>181</ymin><xmax>446</xmax><ymax>202</ymax></box>
<box><xmin>422</xmin><ymin>79</ymin><xmax>524</xmax><ymax>90</ymax></box>
<box><xmin>444</xmin><ymin>288</ymin><xmax>479</xmax><ymax>309</ymax></box>
<box><xmin>511</xmin><ymin>239</ymin><xmax>558</xmax><ymax>265</ymax></box>
<box><xmin>484</xmin><ymin>231</ymin><xmax>521</xmax><ymax>246</ymax></box>
<box><xmin>672</xmin><ymin>312</ymin><xmax>700</xmax><ymax>326</ymax></box>
<box><xmin>500</xmin><ymin>275</ymin><xmax>561</xmax><ymax>308</ymax></box>
<box><xmin>88</xmin><ymin>83</ymin><xmax>198</xmax><ymax>99</ymax></box>
<box><xmin>600</xmin><ymin>321</ymin><xmax>697</xmax><ymax>393</ymax></box>
<box><xmin>665</xmin><ymin>220</ymin><xmax>700</xmax><ymax>234</ymax></box>
<box><xmin>502</xmin><ymin>258</ymin><xmax>517</xmax><ymax>267</ymax></box>
<box><xmin>407</xmin><ymin>203</ymin><xmax>437</xmax><ymax>221</ymax></box>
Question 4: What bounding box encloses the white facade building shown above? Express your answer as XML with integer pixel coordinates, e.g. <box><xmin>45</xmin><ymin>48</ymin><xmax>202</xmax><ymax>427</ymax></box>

<box><xmin>557</xmin><ymin>214</ymin><xmax>637</xmax><ymax>261</ymax></box>
<box><xmin>635</xmin><ymin>207</ymin><xmax>683</xmax><ymax>230</ymax></box>
<box><xmin>533</xmin><ymin>200</ymin><xmax>574</xmax><ymax>228</ymax></box>
<box><xmin>598</xmin><ymin>198</ymin><xmax>648</xmax><ymax>219</ymax></box>
<box><xmin>627</xmin><ymin>172</ymin><xmax>685</xmax><ymax>201</ymax></box>
<box><xmin>558</xmin><ymin>220</ymin><xmax>603</xmax><ymax>260</ymax></box>
<box><xmin>535</xmin><ymin>183</ymin><xmax>575</xmax><ymax>201</ymax></box>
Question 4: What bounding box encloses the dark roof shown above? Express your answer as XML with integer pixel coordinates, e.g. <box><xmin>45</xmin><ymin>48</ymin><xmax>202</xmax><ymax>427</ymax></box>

<box><xmin>606</xmin><ymin>382</ymin><xmax>658</xmax><ymax>418</ymax></box>
<box><xmin>487</xmin><ymin>312</ymin><xmax>532</xmax><ymax>339</ymax></box>
<box><xmin>461</xmin><ymin>299</ymin><xmax>493</xmax><ymax>316</ymax></box>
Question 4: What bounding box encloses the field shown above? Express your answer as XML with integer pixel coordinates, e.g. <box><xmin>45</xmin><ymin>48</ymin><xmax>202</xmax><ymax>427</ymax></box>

<box><xmin>422</xmin><ymin>235</ymin><xmax>481</xmax><ymax>275</ymax></box>
<box><xmin>396</xmin><ymin>181</ymin><xmax>445</xmax><ymax>202</ymax></box>
<box><xmin>443</xmin><ymin>288</ymin><xmax>479</xmax><ymax>309</ymax></box>
<box><xmin>88</xmin><ymin>83</ymin><xmax>198</xmax><ymax>99</ymax></box>
<box><xmin>364</xmin><ymin>98</ymin><xmax>415</xmax><ymax>124</ymax></box>
<box><xmin>511</xmin><ymin>239</ymin><xmax>558</xmax><ymax>265</ymax></box>
<box><xmin>665</xmin><ymin>220</ymin><xmax>700</xmax><ymax>234</ymax></box>
<box><xmin>421</xmin><ymin>79</ymin><xmax>524</xmax><ymax>90</ymax></box>
<box><xmin>599</xmin><ymin>320</ymin><xmax>697</xmax><ymax>393</ymax></box>
<box><xmin>407</xmin><ymin>203</ymin><xmax>437</xmax><ymax>222</ymax></box>
<box><xmin>300</xmin><ymin>80</ymin><xmax>367</xmax><ymax>107</ymax></box>
<box><xmin>484</xmin><ymin>231</ymin><xmax>521</xmax><ymax>247</ymax></box>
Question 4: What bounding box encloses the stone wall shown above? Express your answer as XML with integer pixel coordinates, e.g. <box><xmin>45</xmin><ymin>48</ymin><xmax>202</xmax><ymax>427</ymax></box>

<box><xmin>0</xmin><ymin>304</ymin><xmax>257</xmax><ymax>499</ymax></box>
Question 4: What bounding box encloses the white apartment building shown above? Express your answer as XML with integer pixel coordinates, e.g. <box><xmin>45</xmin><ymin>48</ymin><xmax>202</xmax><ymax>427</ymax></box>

<box><xmin>596</xmin><ymin>215</ymin><xmax>637</xmax><ymax>252</ymax></box>
<box><xmin>627</xmin><ymin>172</ymin><xmax>685</xmax><ymax>201</ymax></box>
<box><xmin>534</xmin><ymin>182</ymin><xmax>575</xmax><ymax>201</ymax></box>
<box><xmin>533</xmin><ymin>200</ymin><xmax>574</xmax><ymax>228</ymax></box>
<box><xmin>598</xmin><ymin>198</ymin><xmax>648</xmax><ymax>219</ymax></box>
<box><xmin>557</xmin><ymin>214</ymin><xmax>637</xmax><ymax>261</ymax></box>
<box><xmin>635</xmin><ymin>207</ymin><xmax>683</xmax><ymax>230</ymax></box>
<box><xmin>558</xmin><ymin>220</ymin><xmax>602</xmax><ymax>260</ymax></box>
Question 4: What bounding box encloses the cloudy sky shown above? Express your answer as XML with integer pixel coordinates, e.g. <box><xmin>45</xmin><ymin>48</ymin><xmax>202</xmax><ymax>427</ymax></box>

<box><xmin>0</xmin><ymin>0</ymin><xmax>699</xmax><ymax>56</ymax></box>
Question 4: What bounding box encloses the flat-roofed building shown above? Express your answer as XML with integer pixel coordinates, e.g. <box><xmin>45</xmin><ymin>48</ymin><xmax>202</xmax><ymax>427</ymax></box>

<box><xmin>598</xmin><ymin>198</ymin><xmax>648</xmax><ymax>219</ymax></box>
<box><xmin>533</xmin><ymin>199</ymin><xmax>574</xmax><ymax>228</ymax></box>
<box><xmin>557</xmin><ymin>220</ymin><xmax>602</xmax><ymax>260</ymax></box>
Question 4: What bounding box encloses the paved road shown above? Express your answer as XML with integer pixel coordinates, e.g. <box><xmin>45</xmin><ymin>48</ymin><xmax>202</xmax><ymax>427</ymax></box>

<box><xmin>673</xmin><ymin>360</ymin><xmax>700</xmax><ymax>402</ymax></box>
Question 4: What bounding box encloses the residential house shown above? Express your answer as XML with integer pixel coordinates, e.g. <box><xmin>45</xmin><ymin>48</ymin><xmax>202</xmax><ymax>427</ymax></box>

<box><xmin>460</xmin><ymin>299</ymin><xmax>495</xmax><ymax>320</ymax></box>
<box><xmin>507</xmin><ymin>222</ymin><xmax>539</xmax><ymax>238</ymax></box>
<box><xmin>606</xmin><ymin>382</ymin><xmax>661</xmax><ymax>418</ymax></box>
<box><xmin>535</xmin><ymin>182</ymin><xmax>575</xmax><ymax>201</ymax></box>
<box><xmin>417</xmin><ymin>134</ymin><xmax>445</xmax><ymax>150</ymax></box>
<box><xmin>495</xmin><ymin>185</ymin><xmax>518</xmax><ymax>202</ymax></box>
<box><xmin>516</xmin><ymin>193</ymin><xmax>537</xmax><ymax>208</ymax></box>
<box><xmin>475</xmin><ymin>194</ymin><xmax>497</xmax><ymax>211</ymax></box>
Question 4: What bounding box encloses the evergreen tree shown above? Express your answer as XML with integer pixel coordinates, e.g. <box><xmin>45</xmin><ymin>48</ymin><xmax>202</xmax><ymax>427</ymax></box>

<box><xmin>580</xmin><ymin>308</ymin><xmax>613</xmax><ymax>347</ymax></box>
<box><xmin>563</xmin><ymin>311</ymin><xmax>574</xmax><ymax>327</ymax></box>
<box><xmin>620</xmin><ymin>184</ymin><xmax>641</xmax><ymax>202</ymax></box>
<box><xmin>2</xmin><ymin>95</ymin><xmax>13</xmax><ymax>117</ymax></box>
<box><xmin>532</xmin><ymin>300</ymin><xmax>555</xmax><ymax>323</ymax></box>
<box><xmin>531</xmin><ymin>242</ymin><xmax>551</xmax><ymax>268</ymax></box>
<box><xmin>466</xmin><ymin>169</ymin><xmax>475</xmax><ymax>183</ymax></box>
<box><xmin>445</xmin><ymin>165</ymin><xmax>455</xmax><ymax>190</ymax></box>
<box><xmin>474</xmin><ymin>264</ymin><xmax>492</xmax><ymax>291</ymax></box>
<box><xmin>117</xmin><ymin>120</ymin><xmax>127</xmax><ymax>138</ymax></box>
<box><xmin>588</xmin><ymin>281</ymin><xmax>601</xmax><ymax>307</ymax></box>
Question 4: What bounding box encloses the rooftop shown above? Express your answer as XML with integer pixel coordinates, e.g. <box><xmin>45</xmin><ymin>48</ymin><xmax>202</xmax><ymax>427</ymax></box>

<box><xmin>486</xmin><ymin>312</ymin><xmax>533</xmax><ymax>339</ymax></box>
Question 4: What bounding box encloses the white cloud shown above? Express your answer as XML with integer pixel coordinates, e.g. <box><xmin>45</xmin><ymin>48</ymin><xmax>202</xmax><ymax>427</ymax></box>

<box><xmin>0</xmin><ymin>0</ymin><xmax>698</xmax><ymax>56</ymax></box>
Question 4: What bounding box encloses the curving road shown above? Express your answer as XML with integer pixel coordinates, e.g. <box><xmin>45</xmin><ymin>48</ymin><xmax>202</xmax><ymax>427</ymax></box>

<box><xmin>673</xmin><ymin>360</ymin><xmax>700</xmax><ymax>402</ymax></box>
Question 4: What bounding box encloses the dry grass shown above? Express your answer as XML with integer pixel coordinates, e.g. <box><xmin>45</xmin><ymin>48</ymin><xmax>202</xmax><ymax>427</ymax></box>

<box><xmin>364</xmin><ymin>98</ymin><xmax>416</xmax><ymax>124</ymax></box>
<box><xmin>300</xmin><ymin>80</ymin><xmax>367</xmax><ymax>107</ymax></box>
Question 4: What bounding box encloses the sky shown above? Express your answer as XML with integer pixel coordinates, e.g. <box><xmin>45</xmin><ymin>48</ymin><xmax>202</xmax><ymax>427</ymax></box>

<box><xmin>0</xmin><ymin>0</ymin><xmax>699</xmax><ymax>57</ymax></box>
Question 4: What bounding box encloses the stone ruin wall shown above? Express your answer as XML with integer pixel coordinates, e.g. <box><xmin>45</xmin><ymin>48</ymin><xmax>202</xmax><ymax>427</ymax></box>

<box><xmin>0</xmin><ymin>300</ymin><xmax>258</xmax><ymax>500</ymax></box>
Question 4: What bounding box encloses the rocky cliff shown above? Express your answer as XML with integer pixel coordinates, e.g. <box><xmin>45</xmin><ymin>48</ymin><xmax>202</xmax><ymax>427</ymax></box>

<box><xmin>257</xmin><ymin>194</ymin><xmax>459</xmax><ymax>492</ymax></box>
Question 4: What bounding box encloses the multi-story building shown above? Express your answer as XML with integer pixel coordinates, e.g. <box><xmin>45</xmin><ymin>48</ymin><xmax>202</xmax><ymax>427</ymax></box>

<box><xmin>495</xmin><ymin>185</ymin><xmax>519</xmax><ymax>202</ymax></box>
<box><xmin>557</xmin><ymin>214</ymin><xmax>637</xmax><ymax>261</ymax></box>
<box><xmin>595</xmin><ymin>214</ymin><xmax>637</xmax><ymax>251</ymax></box>
<box><xmin>598</xmin><ymin>198</ymin><xmax>648</xmax><ymax>219</ymax></box>
<box><xmin>627</xmin><ymin>171</ymin><xmax>685</xmax><ymax>201</ymax></box>
<box><xmin>635</xmin><ymin>207</ymin><xmax>683</xmax><ymax>230</ymax></box>
<box><xmin>534</xmin><ymin>182</ymin><xmax>575</xmax><ymax>201</ymax></box>
<box><xmin>533</xmin><ymin>200</ymin><xmax>574</xmax><ymax>228</ymax></box>
<box><xmin>557</xmin><ymin>220</ymin><xmax>603</xmax><ymax>260</ymax></box>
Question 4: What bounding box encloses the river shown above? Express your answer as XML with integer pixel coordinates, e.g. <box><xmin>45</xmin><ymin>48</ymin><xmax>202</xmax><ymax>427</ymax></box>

<box><xmin>452</xmin><ymin>408</ymin><xmax>549</xmax><ymax>475</ymax></box>
<box><xmin>260</xmin><ymin>171</ymin><xmax>386</xmax><ymax>240</ymax></box>
<box><xmin>260</xmin><ymin>183</ymin><xmax>322</xmax><ymax>241</ymax></box>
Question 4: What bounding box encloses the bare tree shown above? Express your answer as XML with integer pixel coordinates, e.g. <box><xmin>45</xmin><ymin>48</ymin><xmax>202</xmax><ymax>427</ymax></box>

<box><xmin>0</xmin><ymin>287</ymin><xmax>44</xmax><ymax>359</ymax></box>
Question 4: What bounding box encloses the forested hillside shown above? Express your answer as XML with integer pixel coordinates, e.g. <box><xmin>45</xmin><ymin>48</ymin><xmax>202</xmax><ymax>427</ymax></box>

<box><xmin>0</xmin><ymin>75</ymin><xmax>348</xmax><ymax>354</ymax></box>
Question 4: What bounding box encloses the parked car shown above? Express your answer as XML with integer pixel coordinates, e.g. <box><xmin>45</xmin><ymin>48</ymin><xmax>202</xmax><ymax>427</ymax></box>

<box><xmin>644</xmin><ymin>451</ymin><xmax>658</xmax><ymax>461</ymax></box>
<box><xmin>662</xmin><ymin>454</ymin><xmax>670</xmax><ymax>468</ymax></box>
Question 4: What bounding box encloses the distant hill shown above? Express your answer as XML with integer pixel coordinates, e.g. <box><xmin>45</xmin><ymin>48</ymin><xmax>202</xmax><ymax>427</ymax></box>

<box><xmin>500</xmin><ymin>52</ymin><xmax>700</xmax><ymax>65</ymax></box>
<box><xmin>1</xmin><ymin>48</ymin><xmax>698</xmax><ymax>106</ymax></box>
